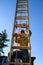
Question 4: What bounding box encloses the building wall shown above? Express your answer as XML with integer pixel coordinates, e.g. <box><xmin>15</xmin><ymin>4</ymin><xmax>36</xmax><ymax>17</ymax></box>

<box><xmin>0</xmin><ymin>56</ymin><xmax>8</xmax><ymax>65</ymax></box>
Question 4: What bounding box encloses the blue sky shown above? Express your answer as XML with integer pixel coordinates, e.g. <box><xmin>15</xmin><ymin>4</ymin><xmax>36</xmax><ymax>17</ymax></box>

<box><xmin>0</xmin><ymin>0</ymin><xmax>43</xmax><ymax>65</ymax></box>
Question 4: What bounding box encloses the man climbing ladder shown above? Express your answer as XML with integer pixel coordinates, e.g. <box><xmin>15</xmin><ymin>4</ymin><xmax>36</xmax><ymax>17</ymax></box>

<box><xmin>8</xmin><ymin>0</ymin><xmax>32</xmax><ymax>65</ymax></box>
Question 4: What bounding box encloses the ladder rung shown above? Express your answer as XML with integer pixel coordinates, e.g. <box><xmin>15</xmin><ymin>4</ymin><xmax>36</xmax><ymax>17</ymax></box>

<box><xmin>12</xmin><ymin>46</ymin><xmax>30</xmax><ymax>49</ymax></box>
<box><xmin>18</xmin><ymin>2</ymin><xmax>27</xmax><ymax>4</ymax></box>
<box><xmin>14</xmin><ymin>24</ymin><xmax>28</xmax><ymax>28</ymax></box>
<box><xmin>17</xmin><ymin>5</ymin><xmax>27</xmax><ymax>8</ymax></box>
<box><xmin>9</xmin><ymin>62</ymin><xmax>30</xmax><ymax>65</ymax></box>
<box><xmin>16</xmin><ymin>16</ymin><xmax>28</xmax><ymax>20</ymax></box>
<box><xmin>13</xmin><ymin>33</ymin><xmax>29</xmax><ymax>38</ymax></box>
<box><xmin>18</xmin><ymin>0</ymin><xmax>27</xmax><ymax>1</ymax></box>
<box><xmin>18</xmin><ymin>0</ymin><xmax>27</xmax><ymax>2</ymax></box>
<box><xmin>18</xmin><ymin>1</ymin><xmax>27</xmax><ymax>3</ymax></box>
<box><xmin>17</xmin><ymin>3</ymin><xmax>27</xmax><ymax>5</ymax></box>
<box><xmin>17</xmin><ymin>4</ymin><xmax>27</xmax><ymax>6</ymax></box>
<box><xmin>16</xmin><ymin>10</ymin><xmax>28</xmax><ymax>13</ymax></box>
<box><xmin>17</xmin><ymin>6</ymin><xmax>27</xmax><ymax>8</ymax></box>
